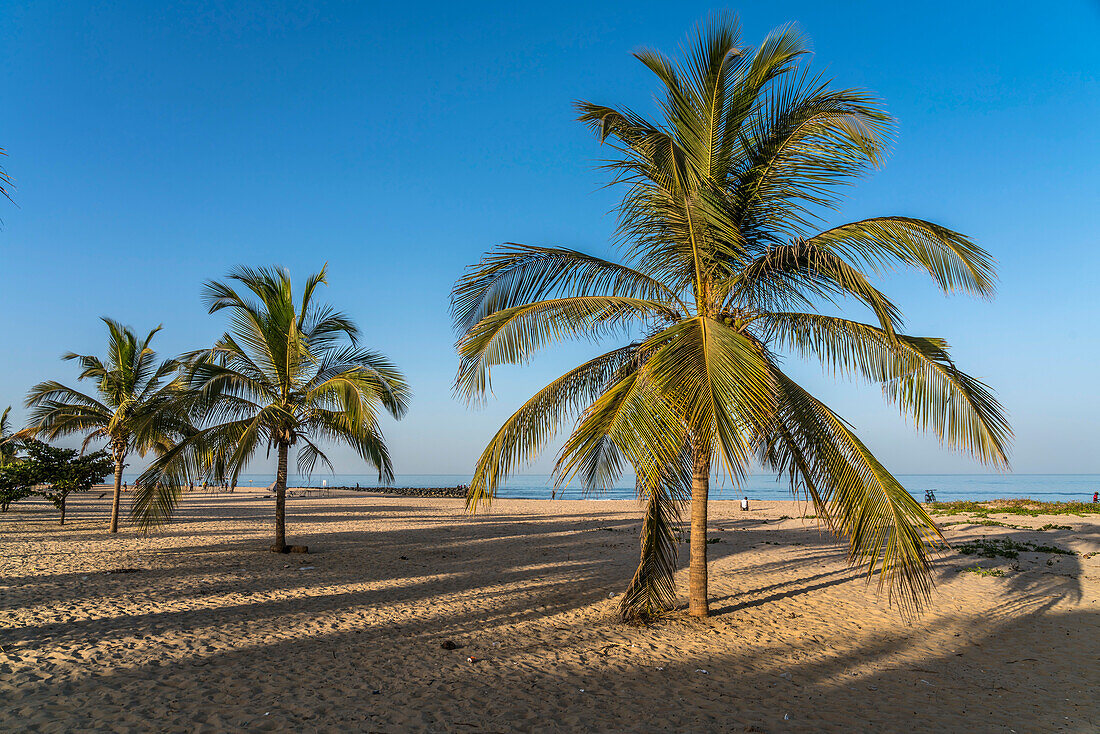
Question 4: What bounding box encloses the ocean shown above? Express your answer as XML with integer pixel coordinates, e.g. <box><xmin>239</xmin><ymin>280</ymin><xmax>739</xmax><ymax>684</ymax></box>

<box><xmin>207</xmin><ymin>473</ymin><xmax>1099</xmax><ymax>503</ymax></box>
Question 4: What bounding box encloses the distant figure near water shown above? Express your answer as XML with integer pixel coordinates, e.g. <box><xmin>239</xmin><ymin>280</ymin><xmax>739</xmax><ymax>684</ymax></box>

<box><xmin>925</xmin><ymin>489</ymin><xmax>937</xmax><ymax>502</ymax></box>
<box><xmin>740</xmin><ymin>497</ymin><xmax>749</xmax><ymax>511</ymax></box>
<box><xmin>1093</xmin><ymin>491</ymin><xmax>1098</xmax><ymax>503</ymax></box>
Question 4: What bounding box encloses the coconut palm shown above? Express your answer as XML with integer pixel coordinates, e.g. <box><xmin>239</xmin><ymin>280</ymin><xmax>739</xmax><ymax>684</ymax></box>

<box><xmin>452</xmin><ymin>15</ymin><xmax>1010</xmax><ymax>620</ymax></box>
<box><xmin>24</xmin><ymin>320</ymin><xmax>190</xmax><ymax>532</ymax></box>
<box><xmin>134</xmin><ymin>265</ymin><xmax>411</xmax><ymax>552</ymax></box>
<box><xmin>1</xmin><ymin>406</ymin><xmax>17</xmax><ymax>466</ymax></box>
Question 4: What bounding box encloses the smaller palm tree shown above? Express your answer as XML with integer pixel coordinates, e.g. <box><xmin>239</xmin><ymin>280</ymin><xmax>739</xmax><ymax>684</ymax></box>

<box><xmin>136</xmin><ymin>265</ymin><xmax>411</xmax><ymax>552</ymax></box>
<box><xmin>1</xmin><ymin>406</ymin><xmax>17</xmax><ymax>466</ymax></box>
<box><xmin>24</xmin><ymin>320</ymin><xmax>190</xmax><ymax>532</ymax></box>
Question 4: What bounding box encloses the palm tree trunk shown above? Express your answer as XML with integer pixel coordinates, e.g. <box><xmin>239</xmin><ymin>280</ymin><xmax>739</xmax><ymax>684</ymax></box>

<box><xmin>60</xmin><ymin>495</ymin><xmax>66</xmax><ymax>525</ymax></box>
<box><xmin>688</xmin><ymin>442</ymin><xmax>711</xmax><ymax>617</ymax></box>
<box><xmin>273</xmin><ymin>441</ymin><xmax>288</xmax><ymax>551</ymax></box>
<box><xmin>109</xmin><ymin>459</ymin><xmax>123</xmax><ymax>533</ymax></box>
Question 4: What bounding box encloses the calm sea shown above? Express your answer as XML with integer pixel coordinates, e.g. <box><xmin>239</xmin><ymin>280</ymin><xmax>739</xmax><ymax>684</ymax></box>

<box><xmin>198</xmin><ymin>473</ymin><xmax>1100</xmax><ymax>503</ymax></box>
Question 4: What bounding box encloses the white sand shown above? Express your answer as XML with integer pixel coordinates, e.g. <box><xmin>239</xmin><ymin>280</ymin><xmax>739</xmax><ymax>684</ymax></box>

<box><xmin>2</xmin><ymin>490</ymin><xmax>1097</xmax><ymax>732</ymax></box>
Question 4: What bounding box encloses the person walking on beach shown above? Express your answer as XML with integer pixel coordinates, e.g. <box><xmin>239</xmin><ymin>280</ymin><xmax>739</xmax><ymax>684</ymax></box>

<box><xmin>1093</xmin><ymin>491</ymin><xmax>1098</xmax><ymax>504</ymax></box>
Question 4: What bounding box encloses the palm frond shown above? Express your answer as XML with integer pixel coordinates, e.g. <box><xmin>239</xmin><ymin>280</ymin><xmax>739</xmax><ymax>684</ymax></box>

<box><xmin>763</xmin><ymin>312</ymin><xmax>1011</xmax><ymax>467</ymax></box>
<box><xmin>760</xmin><ymin>367</ymin><xmax>946</xmax><ymax>612</ymax></box>
<box><xmin>0</xmin><ymin>148</ymin><xmax>14</xmax><ymax>204</ymax></box>
<box><xmin>467</xmin><ymin>345</ymin><xmax>639</xmax><ymax>508</ymax></box>
<box><xmin>804</xmin><ymin>217</ymin><xmax>997</xmax><ymax>298</ymax></box>
<box><xmin>730</xmin><ymin>241</ymin><xmax>904</xmax><ymax>335</ymax></box>
<box><xmin>555</xmin><ymin>356</ymin><xmax>688</xmax><ymax>494</ymax></box>
<box><xmin>452</xmin><ymin>243</ymin><xmax>685</xmax><ymax>333</ymax></box>
<box><xmin>619</xmin><ymin>446</ymin><xmax>692</xmax><ymax>621</ymax></box>
<box><xmin>644</xmin><ymin>317</ymin><xmax>775</xmax><ymax>477</ymax></box>
<box><xmin>734</xmin><ymin>72</ymin><xmax>894</xmax><ymax>239</ymax></box>
<box><xmin>455</xmin><ymin>296</ymin><xmax>673</xmax><ymax>403</ymax></box>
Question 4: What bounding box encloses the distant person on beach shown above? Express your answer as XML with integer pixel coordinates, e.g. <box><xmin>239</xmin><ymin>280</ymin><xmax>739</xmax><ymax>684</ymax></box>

<box><xmin>740</xmin><ymin>497</ymin><xmax>749</xmax><ymax>511</ymax></box>
<box><xmin>924</xmin><ymin>489</ymin><xmax>936</xmax><ymax>502</ymax></box>
<box><xmin>1094</xmin><ymin>491</ymin><xmax>1098</xmax><ymax>503</ymax></box>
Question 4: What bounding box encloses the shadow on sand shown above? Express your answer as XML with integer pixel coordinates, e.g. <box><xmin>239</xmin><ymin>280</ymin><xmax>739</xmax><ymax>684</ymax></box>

<box><xmin>2</xmin><ymin>494</ymin><xmax>1096</xmax><ymax>732</ymax></box>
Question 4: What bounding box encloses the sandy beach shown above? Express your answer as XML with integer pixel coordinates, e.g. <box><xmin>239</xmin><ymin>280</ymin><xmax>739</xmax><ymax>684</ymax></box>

<box><xmin>2</xmin><ymin>490</ymin><xmax>1097</xmax><ymax>732</ymax></box>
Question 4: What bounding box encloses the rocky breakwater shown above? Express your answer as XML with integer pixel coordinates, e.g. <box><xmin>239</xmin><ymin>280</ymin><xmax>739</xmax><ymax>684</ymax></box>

<box><xmin>346</xmin><ymin>486</ymin><xmax>469</xmax><ymax>499</ymax></box>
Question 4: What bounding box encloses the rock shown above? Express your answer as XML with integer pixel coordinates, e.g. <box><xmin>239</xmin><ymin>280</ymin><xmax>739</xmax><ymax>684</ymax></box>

<box><xmin>441</xmin><ymin>640</ymin><xmax>458</xmax><ymax>650</ymax></box>
<box><xmin>344</xmin><ymin>486</ymin><xmax>469</xmax><ymax>498</ymax></box>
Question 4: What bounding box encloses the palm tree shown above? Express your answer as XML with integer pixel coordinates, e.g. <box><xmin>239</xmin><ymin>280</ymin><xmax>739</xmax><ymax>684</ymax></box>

<box><xmin>24</xmin><ymin>320</ymin><xmax>190</xmax><ymax>532</ymax></box>
<box><xmin>452</xmin><ymin>15</ymin><xmax>1010</xmax><ymax>620</ymax></box>
<box><xmin>1</xmin><ymin>406</ymin><xmax>17</xmax><ymax>466</ymax></box>
<box><xmin>134</xmin><ymin>265</ymin><xmax>411</xmax><ymax>552</ymax></box>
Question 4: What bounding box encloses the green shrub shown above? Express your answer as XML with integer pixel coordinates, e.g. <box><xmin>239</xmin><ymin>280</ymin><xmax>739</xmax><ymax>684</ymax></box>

<box><xmin>955</xmin><ymin>537</ymin><xmax>1075</xmax><ymax>559</ymax></box>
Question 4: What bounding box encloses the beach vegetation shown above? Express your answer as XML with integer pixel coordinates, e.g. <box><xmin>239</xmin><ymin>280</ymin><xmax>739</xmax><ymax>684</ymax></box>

<box><xmin>930</xmin><ymin>499</ymin><xmax>1096</xmax><ymax>517</ymax></box>
<box><xmin>0</xmin><ymin>406</ymin><xmax>17</xmax><ymax>466</ymax></box>
<box><xmin>452</xmin><ymin>14</ymin><xmax>1009</xmax><ymax>620</ymax></box>
<box><xmin>940</xmin><ymin>518</ymin><xmax>1073</xmax><ymax>531</ymax></box>
<box><xmin>132</xmin><ymin>265</ymin><xmax>411</xmax><ymax>552</ymax></box>
<box><xmin>17</xmin><ymin>439</ymin><xmax>113</xmax><ymax>524</ymax></box>
<box><xmin>0</xmin><ymin>459</ymin><xmax>36</xmax><ymax>511</ymax></box>
<box><xmin>960</xmin><ymin>565</ymin><xmax>1005</xmax><ymax>577</ymax></box>
<box><xmin>24</xmin><ymin>320</ymin><xmax>193</xmax><ymax>532</ymax></box>
<box><xmin>955</xmin><ymin>537</ymin><xmax>1075</xmax><ymax>559</ymax></box>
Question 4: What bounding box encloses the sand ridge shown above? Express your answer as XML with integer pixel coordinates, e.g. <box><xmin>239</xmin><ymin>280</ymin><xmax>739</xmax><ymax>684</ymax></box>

<box><xmin>2</xmin><ymin>490</ymin><xmax>1098</xmax><ymax>732</ymax></box>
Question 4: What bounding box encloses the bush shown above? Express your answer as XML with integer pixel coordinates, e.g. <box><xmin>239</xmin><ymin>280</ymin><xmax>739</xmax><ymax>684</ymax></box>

<box><xmin>3</xmin><ymin>440</ymin><xmax>113</xmax><ymax>524</ymax></box>
<box><xmin>0</xmin><ymin>462</ymin><xmax>36</xmax><ymax>511</ymax></box>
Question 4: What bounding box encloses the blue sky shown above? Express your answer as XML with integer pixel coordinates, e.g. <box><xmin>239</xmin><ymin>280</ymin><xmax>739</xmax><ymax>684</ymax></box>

<box><xmin>2</xmin><ymin>1</ymin><xmax>1098</xmax><ymax>477</ymax></box>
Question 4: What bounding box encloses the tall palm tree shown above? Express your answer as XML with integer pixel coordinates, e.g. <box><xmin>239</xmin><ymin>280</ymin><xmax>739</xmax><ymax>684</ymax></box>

<box><xmin>25</xmin><ymin>320</ymin><xmax>190</xmax><ymax>532</ymax></box>
<box><xmin>452</xmin><ymin>15</ymin><xmax>1010</xmax><ymax>620</ymax></box>
<box><xmin>134</xmin><ymin>265</ymin><xmax>411</xmax><ymax>552</ymax></box>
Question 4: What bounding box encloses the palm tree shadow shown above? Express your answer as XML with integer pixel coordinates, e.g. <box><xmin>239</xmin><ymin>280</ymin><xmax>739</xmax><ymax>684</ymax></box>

<box><xmin>708</xmin><ymin>565</ymin><xmax>861</xmax><ymax>615</ymax></box>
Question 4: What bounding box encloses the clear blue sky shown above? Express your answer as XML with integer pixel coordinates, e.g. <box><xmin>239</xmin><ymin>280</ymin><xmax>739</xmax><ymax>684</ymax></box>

<box><xmin>2</xmin><ymin>1</ymin><xmax>1098</xmax><ymax>477</ymax></box>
